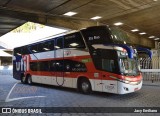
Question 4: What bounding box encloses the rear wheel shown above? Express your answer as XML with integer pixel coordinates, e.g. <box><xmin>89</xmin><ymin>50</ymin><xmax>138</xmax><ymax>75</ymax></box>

<box><xmin>80</xmin><ymin>78</ymin><xmax>91</xmax><ymax>94</ymax></box>
<box><xmin>21</xmin><ymin>74</ymin><xmax>27</xmax><ymax>84</ymax></box>
<box><xmin>27</xmin><ymin>75</ymin><xmax>32</xmax><ymax>85</ymax></box>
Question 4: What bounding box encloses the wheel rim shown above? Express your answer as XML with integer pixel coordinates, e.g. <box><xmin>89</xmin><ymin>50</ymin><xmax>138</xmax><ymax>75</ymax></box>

<box><xmin>28</xmin><ymin>76</ymin><xmax>31</xmax><ymax>84</ymax></box>
<box><xmin>82</xmin><ymin>82</ymin><xmax>89</xmax><ymax>92</ymax></box>
<box><xmin>22</xmin><ymin>76</ymin><xmax>25</xmax><ymax>82</ymax></box>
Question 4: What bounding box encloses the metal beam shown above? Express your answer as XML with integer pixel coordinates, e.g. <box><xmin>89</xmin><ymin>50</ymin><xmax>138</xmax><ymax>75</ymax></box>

<box><xmin>0</xmin><ymin>7</ymin><xmax>98</xmax><ymax>30</ymax></box>
<box><xmin>0</xmin><ymin>22</ymin><xmax>23</xmax><ymax>26</ymax></box>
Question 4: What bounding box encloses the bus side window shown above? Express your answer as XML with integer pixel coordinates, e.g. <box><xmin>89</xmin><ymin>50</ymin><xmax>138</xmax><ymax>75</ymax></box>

<box><xmin>62</xmin><ymin>59</ymin><xmax>87</xmax><ymax>72</ymax></box>
<box><xmin>56</xmin><ymin>38</ymin><xmax>63</xmax><ymax>49</ymax></box>
<box><xmin>30</xmin><ymin>62</ymin><xmax>37</xmax><ymax>71</ymax></box>
<box><xmin>55</xmin><ymin>60</ymin><xmax>63</xmax><ymax>72</ymax></box>
<box><xmin>47</xmin><ymin>40</ymin><xmax>55</xmax><ymax>51</ymax></box>
<box><xmin>36</xmin><ymin>40</ymin><xmax>55</xmax><ymax>52</ymax></box>
<box><xmin>102</xmin><ymin>59</ymin><xmax>116</xmax><ymax>73</ymax></box>
<box><xmin>37</xmin><ymin>43</ymin><xmax>45</xmax><ymax>52</ymax></box>
<box><xmin>30</xmin><ymin>44</ymin><xmax>38</xmax><ymax>53</ymax></box>
<box><xmin>64</xmin><ymin>60</ymin><xmax>72</xmax><ymax>72</ymax></box>
<box><xmin>73</xmin><ymin>62</ymin><xmax>87</xmax><ymax>72</ymax></box>
<box><xmin>14</xmin><ymin>47</ymin><xmax>22</xmax><ymax>56</ymax></box>
<box><xmin>21</xmin><ymin>46</ymin><xmax>30</xmax><ymax>55</ymax></box>
<box><xmin>50</xmin><ymin>60</ymin><xmax>64</xmax><ymax>72</ymax></box>
<box><xmin>50</xmin><ymin>61</ymin><xmax>56</xmax><ymax>71</ymax></box>
<box><xmin>64</xmin><ymin>32</ymin><xmax>85</xmax><ymax>48</ymax></box>
<box><xmin>39</xmin><ymin>61</ymin><xmax>50</xmax><ymax>71</ymax></box>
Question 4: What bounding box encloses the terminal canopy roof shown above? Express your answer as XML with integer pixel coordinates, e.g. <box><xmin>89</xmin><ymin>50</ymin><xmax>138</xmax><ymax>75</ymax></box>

<box><xmin>0</xmin><ymin>0</ymin><xmax>160</xmax><ymax>41</ymax></box>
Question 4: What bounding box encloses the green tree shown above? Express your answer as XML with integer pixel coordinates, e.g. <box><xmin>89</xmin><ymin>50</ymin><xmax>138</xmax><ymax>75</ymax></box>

<box><xmin>12</xmin><ymin>22</ymin><xmax>44</xmax><ymax>33</ymax></box>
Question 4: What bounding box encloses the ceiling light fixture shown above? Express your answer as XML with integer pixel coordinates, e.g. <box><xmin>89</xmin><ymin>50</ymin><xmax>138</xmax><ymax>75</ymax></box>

<box><xmin>114</xmin><ymin>22</ymin><xmax>123</xmax><ymax>26</ymax></box>
<box><xmin>154</xmin><ymin>38</ymin><xmax>160</xmax><ymax>40</ymax></box>
<box><xmin>63</xmin><ymin>12</ymin><xmax>77</xmax><ymax>16</ymax></box>
<box><xmin>139</xmin><ymin>32</ymin><xmax>146</xmax><ymax>35</ymax></box>
<box><xmin>90</xmin><ymin>16</ymin><xmax>102</xmax><ymax>20</ymax></box>
<box><xmin>131</xmin><ymin>29</ymin><xmax>139</xmax><ymax>32</ymax></box>
<box><xmin>148</xmin><ymin>36</ymin><xmax>155</xmax><ymax>38</ymax></box>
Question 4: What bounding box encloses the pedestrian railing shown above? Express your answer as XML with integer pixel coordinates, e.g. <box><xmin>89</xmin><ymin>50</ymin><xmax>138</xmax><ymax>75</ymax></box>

<box><xmin>140</xmin><ymin>57</ymin><xmax>160</xmax><ymax>85</ymax></box>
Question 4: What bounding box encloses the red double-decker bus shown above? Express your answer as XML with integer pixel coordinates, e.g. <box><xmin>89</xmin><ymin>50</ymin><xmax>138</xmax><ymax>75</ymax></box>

<box><xmin>13</xmin><ymin>26</ymin><xmax>150</xmax><ymax>94</ymax></box>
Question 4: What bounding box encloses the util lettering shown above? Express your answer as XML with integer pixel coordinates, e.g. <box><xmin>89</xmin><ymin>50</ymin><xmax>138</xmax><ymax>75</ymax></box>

<box><xmin>16</xmin><ymin>55</ymin><xmax>29</xmax><ymax>71</ymax></box>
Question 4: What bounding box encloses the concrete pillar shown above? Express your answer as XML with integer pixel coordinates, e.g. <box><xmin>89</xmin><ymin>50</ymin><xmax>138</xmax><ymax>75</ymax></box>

<box><xmin>0</xmin><ymin>58</ymin><xmax>1</xmax><ymax>66</ymax></box>
<box><xmin>155</xmin><ymin>41</ymin><xmax>158</xmax><ymax>49</ymax></box>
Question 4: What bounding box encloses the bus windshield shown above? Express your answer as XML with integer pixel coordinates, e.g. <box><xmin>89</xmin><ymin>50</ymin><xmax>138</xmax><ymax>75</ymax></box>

<box><xmin>119</xmin><ymin>57</ymin><xmax>139</xmax><ymax>76</ymax></box>
<box><xmin>91</xmin><ymin>48</ymin><xmax>140</xmax><ymax>76</ymax></box>
<box><xmin>110</xmin><ymin>27</ymin><xmax>131</xmax><ymax>44</ymax></box>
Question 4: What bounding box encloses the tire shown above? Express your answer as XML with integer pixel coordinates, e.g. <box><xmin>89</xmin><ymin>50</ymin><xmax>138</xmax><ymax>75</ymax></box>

<box><xmin>21</xmin><ymin>74</ymin><xmax>27</xmax><ymax>84</ymax></box>
<box><xmin>80</xmin><ymin>78</ymin><xmax>91</xmax><ymax>94</ymax></box>
<box><xmin>27</xmin><ymin>75</ymin><xmax>32</xmax><ymax>85</ymax></box>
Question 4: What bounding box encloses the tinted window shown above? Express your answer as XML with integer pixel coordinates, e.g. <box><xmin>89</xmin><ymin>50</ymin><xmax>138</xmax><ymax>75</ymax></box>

<box><xmin>110</xmin><ymin>27</ymin><xmax>131</xmax><ymax>44</ymax></box>
<box><xmin>47</xmin><ymin>40</ymin><xmax>55</xmax><ymax>51</ymax></box>
<box><xmin>102</xmin><ymin>59</ymin><xmax>116</xmax><ymax>72</ymax></box>
<box><xmin>91</xmin><ymin>49</ymin><xmax>120</xmax><ymax>73</ymax></box>
<box><xmin>30</xmin><ymin>62</ymin><xmax>37</xmax><ymax>71</ymax></box>
<box><xmin>56</xmin><ymin>37</ymin><xmax>63</xmax><ymax>49</ymax></box>
<box><xmin>21</xmin><ymin>46</ymin><xmax>30</xmax><ymax>55</ymax></box>
<box><xmin>50</xmin><ymin>61</ymin><xmax>56</xmax><ymax>71</ymax></box>
<box><xmin>50</xmin><ymin>60</ymin><xmax>64</xmax><ymax>72</ymax></box>
<box><xmin>14</xmin><ymin>46</ymin><xmax>31</xmax><ymax>55</ymax></box>
<box><xmin>29</xmin><ymin>44</ymin><xmax>38</xmax><ymax>53</ymax></box>
<box><xmin>50</xmin><ymin>60</ymin><xmax>87</xmax><ymax>72</ymax></box>
<box><xmin>37</xmin><ymin>43</ymin><xmax>45</xmax><ymax>52</ymax></box>
<box><xmin>55</xmin><ymin>60</ymin><xmax>64</xmax><ymax>71</ymax></box>
<box><xmin>39</xmin><ymin>61</ymin><xmax>50</xmax><ymax>71</ymax></box>
<box><xmin>28</xmin><ymin>40</ymin><xmax>55</xmax><ymax>53</ymax></box>
<box><xmin>64</xmin><ymin>60</ymin><xmax>87</xmax><ymax>72</ymax></box>
<box><xmin>14</xmin><ymin>47</ymin><xmax>22</xmax><ymax>56</ymax></box>
<box><xmin>64</xmin><ymin>32</ymin><xmax>85</xmax><ymax>48</ymax></box>
<box><xmin>30</xmin><ymin>61</ymin><xmax>49</xmax><ymax>71</ymax></box>
<box><xmin>39</xmin><ymin>40</ymin><xmax>55</xmax><ymax>52</ymax></box>
<box><xmin>31</xmin><ymin>60</ymin><xmax>87</xmax><ymax>72</ymax></box>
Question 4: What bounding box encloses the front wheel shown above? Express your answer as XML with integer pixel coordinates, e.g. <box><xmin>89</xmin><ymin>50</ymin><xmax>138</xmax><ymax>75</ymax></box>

<box><xmin>27</xmin><ymin>75</ymin><xmax>33</xmax><ymax>85</ymax></box>
<box><xmin>80</xmin><ymin>78</ymin><xmax>91</xmax><ymax>94</ymax></box>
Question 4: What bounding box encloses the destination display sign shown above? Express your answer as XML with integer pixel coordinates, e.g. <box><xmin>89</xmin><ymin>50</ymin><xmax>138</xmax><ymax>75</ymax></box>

<box><xmin>81</xmin><ymin>26</ymin><xmax>113</xmax><ymax>45</ymax></box>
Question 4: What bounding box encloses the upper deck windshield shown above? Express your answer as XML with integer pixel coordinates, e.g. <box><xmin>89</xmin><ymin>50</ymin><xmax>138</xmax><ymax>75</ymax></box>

<box><xmin>110</xmin><ymin>27</ymin><xmax>131</xmax><ymax>44</ymax></box>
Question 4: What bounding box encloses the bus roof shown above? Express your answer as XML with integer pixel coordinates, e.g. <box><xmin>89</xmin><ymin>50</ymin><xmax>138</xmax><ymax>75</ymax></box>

<box><xmin>14</xmin><ymin>29</ymin><xmax>79</xmax><ymax>49</ymax></box>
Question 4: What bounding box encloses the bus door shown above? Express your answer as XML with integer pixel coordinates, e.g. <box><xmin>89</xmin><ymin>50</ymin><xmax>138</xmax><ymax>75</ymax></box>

<box><xmin>91</xmin><ymin>49</ymin><xmax>103</xmax><ymax>92</ymax></box>
<box><xmin>101</xmin><ymin>59</ymin><xmax>118</xmax><ymax>93</ymax></box>
<box><xmin>100</xmin><ymin>50</ymin><xmax>118</xmax><ymax>93</ymax></box>
<box><xmin>54</xmin><ymin>37</ymin><xmax>65</xmax><ymax>86</ymax></box>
